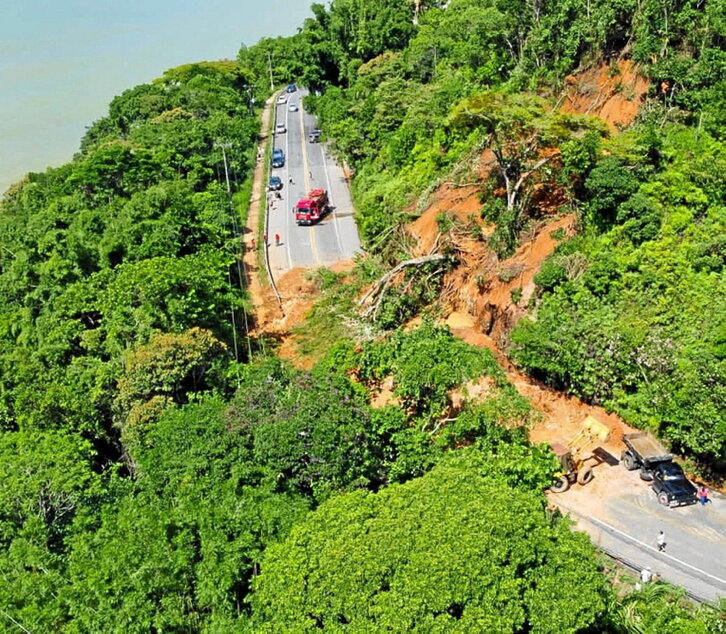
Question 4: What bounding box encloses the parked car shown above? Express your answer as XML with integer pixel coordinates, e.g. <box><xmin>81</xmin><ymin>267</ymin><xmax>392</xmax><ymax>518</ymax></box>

<box><xmin>308</xmin><ymin>129</ymin><xmax>322</xmax><ymax>143</ymax></box>
<box><xmin>286</xmin><ymin>83</ymin><xmax>297</xmax><ymax>93</ymax></box>
<box><xmin>650</xmin><ymin>461</ymin><xmax>698</xmax><ymax>507</ymax></box>
<box><xmin>269</xmin><ymin>176</ymin><xmax>283</xmax><ymax>191</ymax></box>
<box><xmin>271</xmin><ymin>148</ymin><xmax>285</xmax><ymax>168</ymax></box>
<box><xmin>275</xmin><ymin>123</ymin><xmax>287</xmax><ymax>134</ymax></box>
<box><xmin>288</xmin><ymin>103</ymin><xmax>299</xmax><ymax>112</ymax></box>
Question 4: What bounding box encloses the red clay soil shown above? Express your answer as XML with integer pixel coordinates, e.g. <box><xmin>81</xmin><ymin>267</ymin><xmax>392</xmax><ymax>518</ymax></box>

<box><xmin>254</xmin><ymin>262</ymin><xmax>357</xmax><ymax>370</ymax></box>
<box><xmin>405</xmin><ymin>178</ymin><xmax>637</xmax><ymax>454</ymax></box>
<box><xmin>404</xmin><ymin>59</ymin><xmax>651</xmax><ymax>450</ymax></box>
<box><xmin>561</xmin><ymin>58</ymin><xmax>649</xmax><ymax>131</ymax></box>
<box><xmin>243</xmin><ymin>93</ymin><xmax>275</xmax><ymax>325</ymax></box>
<box><xmin>246</xmin><ymin>61</ymin><xmax>652</xmax><ymax>466</ymax></box>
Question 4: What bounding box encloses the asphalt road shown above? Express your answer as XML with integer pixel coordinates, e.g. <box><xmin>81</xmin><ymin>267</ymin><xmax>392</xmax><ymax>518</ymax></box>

<box><xmin>554</xmin><ymin>465</ymin><xmax>726</xmax><ymax>602</ymax></box>
<box><xmin>265</xmin><ymin>89</ymin><xmax>361</xmax><ymax>277</ymax></box>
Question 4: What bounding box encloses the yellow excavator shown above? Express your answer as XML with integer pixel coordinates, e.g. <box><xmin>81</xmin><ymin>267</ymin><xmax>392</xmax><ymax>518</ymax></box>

<box><xmin>550</xmin><ymin>416</ymin><xmax>611</xmax><ymax>493</ymax></box>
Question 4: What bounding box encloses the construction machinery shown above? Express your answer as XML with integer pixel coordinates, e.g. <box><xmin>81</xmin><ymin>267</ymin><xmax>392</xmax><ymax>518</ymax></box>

<box><xmin>550</xmin><ymin>416</ymin><xmax>611</xmax><ymax>493</ymax></box>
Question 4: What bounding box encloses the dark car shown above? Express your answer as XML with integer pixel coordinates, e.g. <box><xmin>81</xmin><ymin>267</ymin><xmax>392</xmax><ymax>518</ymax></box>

<box><xmin>269</xmin><ymin>176</ymin><xmax>282</xmax><ymax>191</ymax></box>
<box><xmin>286</xmin><ymin>83</ymin><xmax>297</xmax><ymax>93</ymax></box>
<box><xmin>651</xmin><ymin>461</ymin><xmax>697</xmax><ymax>507</ymax></box>
<box><xmin>271</xmin><ymin>148</ymin><xmax>285</xmax><ymax>168</ymax></box>
<box><xmin>308</xmin><ymin>129</ymin><xmax>322</xmax><ymax>143</ymax></box>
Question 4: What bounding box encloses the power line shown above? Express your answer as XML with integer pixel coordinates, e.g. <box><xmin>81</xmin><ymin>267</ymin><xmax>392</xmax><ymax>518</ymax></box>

<box><xmin>216</xmin><ymin>141</ymin><xmax>255</xmax><ymax>368</ymax></box>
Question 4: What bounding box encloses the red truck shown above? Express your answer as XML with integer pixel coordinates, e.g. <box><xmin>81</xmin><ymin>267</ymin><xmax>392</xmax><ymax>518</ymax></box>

<box><xmin>294</xmin><ymin>188</ymin><xmax>330</xmax><ymax>225</ymax></box>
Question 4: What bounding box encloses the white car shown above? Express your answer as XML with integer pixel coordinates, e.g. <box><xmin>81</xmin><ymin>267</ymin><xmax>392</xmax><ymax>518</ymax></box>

<box><xmin>275</xmin><ymin>123</ymin><xmax>287</xmax><ymax>134</ymax></box>
<box><xmin>288</xmin><ymin>103</ymin><xmax>299</xmax><ymax>112</ymax></box>
<box><xmin>277</xmin><ymin>94</ymin><xmax>288</xmax><ymax>105</ymax></box>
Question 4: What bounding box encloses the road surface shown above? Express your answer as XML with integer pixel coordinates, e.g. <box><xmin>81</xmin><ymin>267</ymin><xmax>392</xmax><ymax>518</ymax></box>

<box><xmin>553</xmin><ymin>464</ymin><xmax>726</xmax><ymax>602</ymax></box>
<box><xmin>265</xmin><ymin>89</ymin><xmax>361</xmax><ymax>277</ymax></box>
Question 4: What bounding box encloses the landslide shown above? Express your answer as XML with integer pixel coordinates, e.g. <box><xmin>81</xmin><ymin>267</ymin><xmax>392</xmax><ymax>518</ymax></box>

<box><xmin>400</xmin><ymin>61</ymin><xmax>655</xmax><ymax>483</ymax></box>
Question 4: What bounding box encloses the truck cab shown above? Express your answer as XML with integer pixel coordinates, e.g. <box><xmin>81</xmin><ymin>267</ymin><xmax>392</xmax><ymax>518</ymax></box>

<box><xmin>651</xmin><ymin>461</ymin><xmax>697</xmax><ymax>507</ymax></box>
<box><xmin>294</xmin><ymin>188</ymin><xmax>330</xmax><ymax>225</ymax></box>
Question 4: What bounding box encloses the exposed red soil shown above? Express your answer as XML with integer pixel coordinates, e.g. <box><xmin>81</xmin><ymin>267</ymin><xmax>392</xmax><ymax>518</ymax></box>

<box><xmin>402</xmin><ymin>59</ymin><xmax>652</xmax><ymax>451</ymax></box>
<box><xmin>251</xmin><ymin>262</ymin><xmax>356</xmax><ymax>370</ymax></box>
<box><xmin>247</xmin><ymin>61</ymin><xmax>653</xmax><ymax>478</ymax></box>
<box><xmin>409</xmin><ymin>184</ymin><xmax>484</xmax><ymax>254</ymax></box>
<box><xmin>561</xmin><ymin>58</ymin><xmax>649</xmax><ymax>131</ymax></box>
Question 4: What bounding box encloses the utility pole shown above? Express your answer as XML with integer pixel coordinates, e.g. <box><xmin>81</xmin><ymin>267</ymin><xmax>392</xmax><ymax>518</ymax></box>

<box><xmin>267</xmin><ymin>51</ymin><xmax>274</xmax><ymax>91</ymax></box>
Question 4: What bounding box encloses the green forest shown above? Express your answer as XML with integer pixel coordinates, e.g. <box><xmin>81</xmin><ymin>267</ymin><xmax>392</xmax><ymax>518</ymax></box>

<box><xmin>1</xmin><ymin>0</ymin><xmax>724</xmax><ymax>631</ymax></box>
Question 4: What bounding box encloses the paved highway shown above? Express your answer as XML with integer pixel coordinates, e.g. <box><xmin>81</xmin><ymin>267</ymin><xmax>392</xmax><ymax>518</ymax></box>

<box><xmin>265</xmin><ymin>88</ymin><xmax>361</xmax><ymax>277</ymax></box>
<box><xmin>554</xmin><ymin>467</ymin><xmax>726</xmax><ymax>602</ymax></box>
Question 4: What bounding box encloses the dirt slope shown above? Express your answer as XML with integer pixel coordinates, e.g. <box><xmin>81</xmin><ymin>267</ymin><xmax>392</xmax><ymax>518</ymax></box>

<box><xmin>247</xmin><ymin>61</ymin><xmax>651</xmax><ymax>461</ymax></box>
<box><xmin>561</xmin><ymin>59</ymin><xmax>649</xmax><ymax>131</ymax></box>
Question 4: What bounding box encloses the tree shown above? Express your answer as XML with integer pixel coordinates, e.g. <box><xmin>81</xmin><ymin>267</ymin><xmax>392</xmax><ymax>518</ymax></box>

<box><xmin>450</xmin><ymin>91</ymin><xmax>604</xmax><ymax>215</ymax></box>
<box><xmin>251</xmin><ymin>454</ymin><xmax>609</xmax><ymax>632</ymax></box>
<box><xmin>224</xmin><ymin>359</ymin><xmax>383</xmax><ymax>502</ymax></box>
<box><xmin>115</xmin><ymin>327</ymin><xmax>228</xmax><ymax>453</ymax></box>
<box><xmin>0</xmin><ymin>430</ymin><xmax>104</xmax><ymax>632</ymax></box>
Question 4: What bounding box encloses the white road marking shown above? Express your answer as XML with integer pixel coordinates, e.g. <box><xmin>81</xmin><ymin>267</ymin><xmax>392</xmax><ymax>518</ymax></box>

<box><xmin>320</xmin><ymin>140</ymin><xmax>344</xmax><ymax>258</ymax></box>
<box><xmin>581</xmin><ymin>512</ymin><xmax>726</xmax><ymax>586</ymax></box>
<box><xmin>299</xmin><ymin>102</ymin><xmax>320</xmax><ymax>266</ymax></box>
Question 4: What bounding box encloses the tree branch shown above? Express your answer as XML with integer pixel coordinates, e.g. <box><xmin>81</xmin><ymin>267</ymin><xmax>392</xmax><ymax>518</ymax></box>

<box><xmin>358</xmin><ymin>254</ymin><xmax>447</xmax><ymax>319</ymax></box>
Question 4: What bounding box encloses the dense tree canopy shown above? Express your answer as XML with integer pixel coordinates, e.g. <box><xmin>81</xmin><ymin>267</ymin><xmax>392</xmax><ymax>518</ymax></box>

<box><xmin>0</xmin><ymin>0</ymin><xmax>723</xmax><ymax>630</ymax></box>
<box><xmin>251</xmin><ymin>456</ymin><xmax>609</xmax><ymax>633</ymax></box>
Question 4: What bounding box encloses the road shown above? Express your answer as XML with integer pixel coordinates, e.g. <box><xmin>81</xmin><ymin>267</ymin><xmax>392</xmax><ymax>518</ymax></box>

<box><xmin>553</xmin><ymin>464</ymin><xmax>726</xmax><ymax>602</ymax></box>
<box><xmin>265</xmin><ymin>88</ymin><xmax>361</xmax><ymax>277</ymax></box>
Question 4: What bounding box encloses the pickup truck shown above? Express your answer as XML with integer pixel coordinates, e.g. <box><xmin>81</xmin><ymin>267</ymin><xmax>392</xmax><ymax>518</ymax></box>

<box><xmin>650</xmin><ymin>461</ymin><xmax>698</xmax><ymax>507</ymax></box>
<box><xmin>621</xmin><ymin>432</ymin><xmax>697</xmax><ymax>507</ymax></box>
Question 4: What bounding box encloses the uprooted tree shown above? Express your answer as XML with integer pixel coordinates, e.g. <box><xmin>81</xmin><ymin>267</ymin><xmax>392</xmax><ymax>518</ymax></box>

<box><xmin>447</xmin><ymin>92</ymin><xmax>606</xmax><ymax>252</ymax></box>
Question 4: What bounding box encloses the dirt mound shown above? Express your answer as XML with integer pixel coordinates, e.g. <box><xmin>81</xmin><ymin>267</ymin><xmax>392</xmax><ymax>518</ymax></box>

<box><xmin>561</xmin><ymin>59</ymin><xmax>649</xmax><ymax>130</ymax></box>
<box><xmin>409</xmin><ymin>184</ymin><xmax>484</xmax><ymax>254</ymax></box>
<box><xmin>255</xmin><ymin>262</ymin><xmax>356</xmax><ymax>369</ymax></box>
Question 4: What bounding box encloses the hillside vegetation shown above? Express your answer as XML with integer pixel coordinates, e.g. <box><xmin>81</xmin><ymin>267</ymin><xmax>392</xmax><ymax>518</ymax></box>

<box><xmin>0</xmin><ymin>0</ymin><xmax>724</xmax><ymax>631</ymax></box>
<box><xmin>242</xmin><ymin>0</ymin><xmax>725</xmax><ymax>474</ymax></box>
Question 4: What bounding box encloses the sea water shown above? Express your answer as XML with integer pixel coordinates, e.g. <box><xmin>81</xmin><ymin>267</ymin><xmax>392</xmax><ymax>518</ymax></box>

<box><xmin>0</xmin><ymin>0</ymin><xmax>311</xmax><ymax>193</ymax></box>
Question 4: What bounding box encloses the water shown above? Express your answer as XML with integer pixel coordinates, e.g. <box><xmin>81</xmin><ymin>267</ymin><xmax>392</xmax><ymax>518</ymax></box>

<box><xmin>0</xmin><ymin>0</ymin><xmax>313</xmax><ymax>193</ymax></box>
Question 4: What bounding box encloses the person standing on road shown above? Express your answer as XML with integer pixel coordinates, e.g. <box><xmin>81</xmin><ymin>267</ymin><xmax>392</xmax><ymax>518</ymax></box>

<box><xmin>698</xmin><ymin>486</ymin><xmax>710</xmax><ymax>505</ymax></box>
<box><xmin>275</xmin><ymin>233</ymin><xmax>280</xmax><ymax>247</ymax></box>
<box><xmin>657</xmin><ymin>530</ymin><xmax>666</xmax><ymax>552</ymax></box>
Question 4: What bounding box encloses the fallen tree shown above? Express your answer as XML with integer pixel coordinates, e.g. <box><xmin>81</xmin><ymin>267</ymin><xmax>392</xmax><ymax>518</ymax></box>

<box><xmin>358</xmin><ymin>253</ymin><xmax>447</xmax><ymax>320</ymax></box>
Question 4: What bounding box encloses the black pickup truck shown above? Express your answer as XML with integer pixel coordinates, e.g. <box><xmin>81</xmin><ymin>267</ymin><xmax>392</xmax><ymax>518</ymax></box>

<box><xmin>621</xmin><ymin>432</ymin><xmax>697</xmax><ymax>507</ymax></box>
<box><xmin>650</xmin><ymin>461</ymin><xmax>698</xmax><ymax>507</ymax></box>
